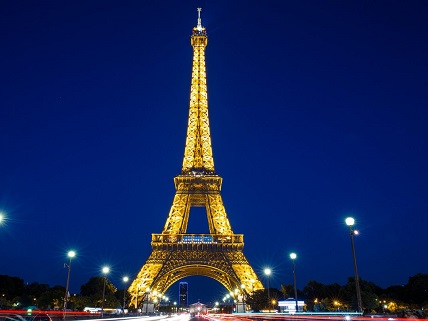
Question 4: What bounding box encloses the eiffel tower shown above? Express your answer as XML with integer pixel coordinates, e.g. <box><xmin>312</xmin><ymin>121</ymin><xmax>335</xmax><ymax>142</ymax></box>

<box><xmin>128</xmin><ymin>9</ymin><xmax>263</xmax><ymax>308</ymax></box>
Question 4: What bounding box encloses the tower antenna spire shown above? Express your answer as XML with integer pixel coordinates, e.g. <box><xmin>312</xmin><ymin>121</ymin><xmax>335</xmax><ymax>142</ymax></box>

<box><xmin>197</xmin><ymin>8</ymin><xmax>202</xmax><ymax>31</ymax></box>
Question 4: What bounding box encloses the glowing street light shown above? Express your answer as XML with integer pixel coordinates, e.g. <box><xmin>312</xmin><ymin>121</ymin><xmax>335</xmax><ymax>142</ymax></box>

<box><xmin>122</xmin><ymin>276</ymin><xmax>129</xmax><ymax>314</ymax></box>
<box><xmin>345</xmin><ymin>217</ymin><xmax>362</xmax><ymax>313</ymax></box>
<box><xmin>290</xmin><ymin>252</ymin><xmax>298</xmax><ymax>312</ymax></box>
<box><xmin>101</xmin><ymin>266</ymin><xmax>110</xmax><ymax>318</ymax></box>
<box><xmin>0</xmin><ymin>211</ymin><xmax>7</xmax><ymax>227</ymax></box>
<box><xmin>264</xmin><ymin>268</ymin><xmax>272</xmax><ymax>311</ymax></box>
<box><xmin>63</xmin><ymin>250</ymin><xmax>76</xmax><ymax>320</ymax></box>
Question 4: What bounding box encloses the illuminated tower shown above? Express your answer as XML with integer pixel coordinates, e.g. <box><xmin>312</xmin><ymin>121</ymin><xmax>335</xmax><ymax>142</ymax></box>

<box><xmin>128</xmin><ymin>8</ymin><xmax>263</xmax><ymax>308</ymax></box>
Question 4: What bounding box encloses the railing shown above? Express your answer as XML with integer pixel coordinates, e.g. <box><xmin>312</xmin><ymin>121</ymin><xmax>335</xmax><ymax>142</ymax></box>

<box><xmin>152</xmin><ymin>234</ymin><xmax>243</xmax><ymax>244</ymax></box>
<box><xmin>150</xmin><ymin>234</ymin><xmax>244</xmax><ymax>250</ymax></box>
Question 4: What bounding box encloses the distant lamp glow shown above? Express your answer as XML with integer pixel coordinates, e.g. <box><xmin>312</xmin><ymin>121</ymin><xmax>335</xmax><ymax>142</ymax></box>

<box><xmin>0</xmin><ymin>212</ymin><xmax>4</xmax><ymax>224</ymax></box>
<box><xmin>290</xmin><ymin>252</ymin><xmax>297</xmax><ymax>260</ymax></box>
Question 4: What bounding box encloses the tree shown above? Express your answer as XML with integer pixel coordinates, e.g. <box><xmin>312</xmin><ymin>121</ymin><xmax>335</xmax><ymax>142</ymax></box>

<box><xmin>25</xmin><ymin>283</ymin><xmax>50</xmax><ymax>298</ymax></box>
<box><xmin>69</xmin><ymin>295</ymin><xmax>91</xmax><ymax>311</ymax></box>
<box><xmin>280</xmin><ymin>284</ymin><xmax>294</xmax><ymax>299</ymax></box>
<box><xmin>80</xmin><ymin>277</ymin><xmax>119</xmax><ymax>308</ymax></box>
<box><xmin>404</xmin><ymin>273</ymin><xmax>428</xmax><ymax>308</ymax></box>
<box><xmin>0</xmin><ymin>275</ymin><xmax>25</xmax><ymax>302</ymax></box>
<box><xmin>115</xmin><ymin>289</ymin><xmax>130</xmax><ymax>308</ymax></box>
<box><xmin>246</xmin><ymin>289</ymin><xmax>266</xmax><ymax>311</ymax></box>
<box><xmin>303</xmin><ymin>280</ymin><xmax>327</xmax><ymax>301</ymax></box>
<box><xmin>246</xmin><ymin>288</ymin><xmax>282</xmax><ymax>311</ymax></box>
<box><xmin>38</xmin><ymin>286</ymin><xmax>65</xmax><ymax>310</ymax></box>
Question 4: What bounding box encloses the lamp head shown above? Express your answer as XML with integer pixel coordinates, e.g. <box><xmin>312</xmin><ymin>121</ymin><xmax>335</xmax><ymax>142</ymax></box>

<box><xmin>290</xmin><ymin>252</ymin><xmax>297</xmax><ymax>260</ymax></box>
<box><xmin>102</xmin><ymin>266</ymin><xmax>110</xmax><ymax>274</ymax></box>
<box><xmin>68</xmin><ymin>250</ymin><xmax>76</xmax><ymax>258</ymax></box>
<box><xmin>123</xmin><ymin>276</ymin><xmax>129</xmax><ymax>282</ymax></box>
<box><xmin>264</xmin><ymin>268</ymin><xmax>272</xmax><ymax>276</ymax></box>
<box><xmin>345</xmin><ymin>217</ymin><xmax>355</xmax><ymax>226</ymax></box>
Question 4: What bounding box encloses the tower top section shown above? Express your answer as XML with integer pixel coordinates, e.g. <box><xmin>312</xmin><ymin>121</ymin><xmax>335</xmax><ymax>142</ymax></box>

<box><xmin>192</xmin><ymin>7</ymin><xmax>207</xmax><ymax>37</ymax></box>
<box><xmin>182</xmin><ymin>7</ymin><xmax>213</xmax><ymax>174</ymax></box>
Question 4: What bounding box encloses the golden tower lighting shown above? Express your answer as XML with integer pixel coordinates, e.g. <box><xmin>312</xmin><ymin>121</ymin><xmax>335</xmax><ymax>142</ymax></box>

<box><xmin>128</xmin><ymin>8</ymin><xmax>263</xmax><ymax>308</ymax></box>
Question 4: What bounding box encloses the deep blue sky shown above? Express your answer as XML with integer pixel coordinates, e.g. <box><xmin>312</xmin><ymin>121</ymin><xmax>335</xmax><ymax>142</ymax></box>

<box><xmin>1</xmin><ymin>1</ymin><xmax>427</xmax><ymax>305</ymax></box>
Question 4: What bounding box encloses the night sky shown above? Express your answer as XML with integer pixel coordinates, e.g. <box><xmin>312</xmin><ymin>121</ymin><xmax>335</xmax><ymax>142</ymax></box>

<box><xmin>1</xmin><ymin>1</ymin><xmax>427</xmax><ymax>305</ymax></box>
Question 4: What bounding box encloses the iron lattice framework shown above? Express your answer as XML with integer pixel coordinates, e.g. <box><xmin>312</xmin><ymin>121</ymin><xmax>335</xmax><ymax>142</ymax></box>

<box><xmin>128</xmin><ymin>9</ymin><xmax>263</xmax><ymax>307</ymax></box>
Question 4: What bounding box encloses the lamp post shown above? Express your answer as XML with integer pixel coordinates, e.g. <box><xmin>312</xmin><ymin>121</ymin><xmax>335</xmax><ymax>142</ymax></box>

<box><xmin>101</xmin><ymin>266</ymin><xmax>109</xmax><ymax>318</ymax></box>
<box><xmin>122</xmin><ymin>276</ymin><xmax>129</xmax><ymax>314</ymax></box>
<box><xmin>63</xmin><ymin>251</ymin><xmax>76</xmax><ymax>320</ymax></box>
<box><xmin>240</xmin><ymin>284</ymin><xmax>246</xmax><ymax>313</ymax></box>
<box><xmin>345</xmin><ymin>217</ymin><xmax>362</xmax><ymax>313</ymax></box>
<box><xmin>264</xmin><ymin>268</ymin><xmax>271</xmax><ymax>311</ymax></box>
<box><xmin>145</xmin><ymin>287</ymin><xmax>150</xmax><ymax>314</ymax></box>
<box><xmin>224</xmin><ymin>294</ymin><xmax>232</xmax><ymax>313</ymax></box>
<box><xmin>290</xmin><ymin>252</ymin><xmax>298</xmax><ymax>313</ymax></box>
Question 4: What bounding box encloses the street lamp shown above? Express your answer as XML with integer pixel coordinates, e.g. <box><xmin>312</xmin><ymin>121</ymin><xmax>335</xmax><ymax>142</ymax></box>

<box><xmin>101</xmin><ymin>266</ymin><xmax>109</xmax><ymax>318</ymax></box>
<box><xmin>63</xmin><ymin>251</ymin><xmax>76</xmax><ymax>318</ymax></box>
<box><xmin>264</xmin><ymin>268</ymin><xmax>271</xmax><ymax>311</ymax></box>
<box><xmin>122</xmin><ymin>276</ymin><xmax>129</xmax><ymax>314</ymax></box>
<box><xmin>145</xmin><ymin>287</ymin><xmax>150</xmax><ymax>314</ymax></box>
<box><xmin>240</xmin><ymin>284</ymin><xmax>246</xmax><ymax>313</ymax></box>
<box><xmin>63</xmin><ymin>250</ymin><xmax>76</xmax><ymax>320</ymax></box>
<box><xmin>345</xmin><ymin>217</ymin><xmax>362</xmax><ymax>313</ymax></box>
<box><xmin>225</xmin><ymin>294</ymin><xmax>232</xmax><ymax>313</ymax></box>
<box><xmin>0</xmin><ymin>211</ymin><xmax>7</xmax><ymax>227</ymax></box>
<box><xmin>290</xmin><ymin>252</ymin><xmax>298</xmax><ymax>313</ymax></box>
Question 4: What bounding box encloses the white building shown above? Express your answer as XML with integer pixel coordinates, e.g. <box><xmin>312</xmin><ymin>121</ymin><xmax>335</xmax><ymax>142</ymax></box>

<box><xmin>278</xmin><ymin>298</ymin><xmax>305</xmax><ymax>313</ymax></box>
